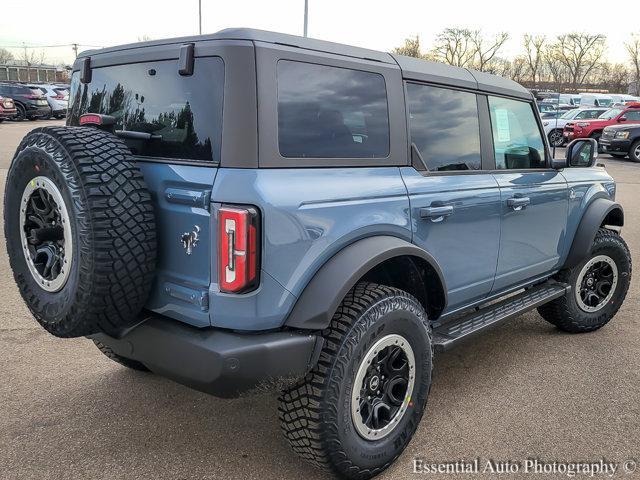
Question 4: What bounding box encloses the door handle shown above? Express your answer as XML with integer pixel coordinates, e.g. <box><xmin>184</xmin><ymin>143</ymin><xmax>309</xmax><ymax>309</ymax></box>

<box><xmin>507</xmin><ymin>196</ymin><xmax>530</xmax><ymax>211</ymax></box>
<box><xmin>420</xmin><ymin>205</ymin><xmax>454</xmax><ymax>222</ymax></box>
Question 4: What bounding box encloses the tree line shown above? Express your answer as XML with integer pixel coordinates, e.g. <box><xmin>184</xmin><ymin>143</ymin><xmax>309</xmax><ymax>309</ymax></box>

<box><xmin>394</xmin><ymin>30</ymin><xmax>640</xmax><ymax>95</ymax></box>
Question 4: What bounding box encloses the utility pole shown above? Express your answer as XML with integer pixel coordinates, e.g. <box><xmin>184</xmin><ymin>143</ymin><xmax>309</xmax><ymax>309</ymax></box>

<box><xmin>303</xmin><ymin>0</ymin><xmax>308</xmax><ymax>37</ymax></box>
<box><xmin>198</xmin><ymin>0</ymin><xmax>202</xmax><ymax>35</ymax></box>
<box><xmin>72</xmin><ymin>43</ymin><xmax>78</xmax><ymax>59</ymax></box>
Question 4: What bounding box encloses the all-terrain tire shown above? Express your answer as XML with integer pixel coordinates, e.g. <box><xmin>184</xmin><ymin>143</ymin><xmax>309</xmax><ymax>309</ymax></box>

<box><xmin>279</xmin><ymin>283</ymin><xmax>433</xmax><ymax>479</ymax></box>
<box><xmin>4</xmin><ymin>126</ymin><xmax>157</xmax><ymax>338</ymax></box>
<box><xmin>93</xmin><ymin>339</ymin><xmax>150</xmax><ymax>371</ymax></box>
<box><xmin>537</xmin><ymin>229</ymin><xmax>631</xmax><ymax>333</ymax></box>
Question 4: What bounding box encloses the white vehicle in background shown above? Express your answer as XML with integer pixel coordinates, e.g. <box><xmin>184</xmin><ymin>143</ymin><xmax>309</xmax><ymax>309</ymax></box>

<box><xmin>558</xmin><ymin>93</ymin><xmax>582</xmax><ymax>106</ymax></box>
<box><xmin>29</xmin><ymin>84</ymin><xmax>69</xmax><ymax>119</ymax></box>
<box><xmin>542</xmin><ymin>107</ymin><xmax>608</xmax><ymax>147</ymax></box>
<box><xmin>579</xmin><ymin>93</ymin><xmax>614</xmax><ymax>107</ymax></box>
<box><xmin>610</xmin><ymin>94</ymin><xmax>640</xmax><ymax>106</ymax></box>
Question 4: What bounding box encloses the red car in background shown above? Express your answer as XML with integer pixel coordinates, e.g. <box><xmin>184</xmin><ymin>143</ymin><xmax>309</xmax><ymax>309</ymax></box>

<box><xmin>0</xmin><ymin>95</ymin><xmax>17</xmax><ymax>122</ymax></box>
<box><xmin>564</xmin><ymin>103</ymin><xmax>640</xmax><ymax>148</ymax></box>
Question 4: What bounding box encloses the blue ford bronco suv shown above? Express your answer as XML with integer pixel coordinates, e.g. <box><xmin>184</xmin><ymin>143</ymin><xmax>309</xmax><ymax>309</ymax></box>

<box><xmin>4</xmin><ymin>29</ymin><xmax>631</xmax><ymax>479</ymax></box>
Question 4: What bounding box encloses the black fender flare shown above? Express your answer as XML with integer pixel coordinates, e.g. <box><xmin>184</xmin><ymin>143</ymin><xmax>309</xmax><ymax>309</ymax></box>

<box><xmin>284</xmin><ymin>236</ymin><xmax>447</xmax><ymax>330</ymax></box>
<box><xmin>564</xmin><ymin>198</ymin><xmax>624</xmax><ymax>269</ymax></box>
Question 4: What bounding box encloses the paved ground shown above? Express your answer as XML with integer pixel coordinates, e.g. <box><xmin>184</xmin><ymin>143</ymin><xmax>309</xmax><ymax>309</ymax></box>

<box><xmin>0</xmin><ymin>120</ymin><xmax>638</xmax><ymax>480</ymax></box>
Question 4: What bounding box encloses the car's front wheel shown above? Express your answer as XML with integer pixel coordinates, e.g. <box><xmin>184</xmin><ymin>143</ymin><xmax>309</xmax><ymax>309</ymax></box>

<box><xmin>548</xmin><ymin>129</ymin><xmax>564</xmax><ymax>147</ymax></box>
<box><xmin>629</xmin><ymin>140</ymin><xmax>640</xmax><ymax>163</ymax></box>
<box><xmin>538</xmin><ymin>229</ymin><xmax>631</xmax><ymax>333</ymax></box>
<box><xmin>279</xmin><ymin>283</ymin><xmax>432</xmax><ymax>479</ymax></box>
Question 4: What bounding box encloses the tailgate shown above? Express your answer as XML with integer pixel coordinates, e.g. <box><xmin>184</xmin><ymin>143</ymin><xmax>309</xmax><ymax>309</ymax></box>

<box><xmin>67</xmin><ymin>55</ymin><xmax>225</xmax><ymax>327</ymax></box>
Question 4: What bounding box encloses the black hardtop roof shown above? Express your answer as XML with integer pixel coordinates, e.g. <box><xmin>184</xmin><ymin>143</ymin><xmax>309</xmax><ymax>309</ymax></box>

<box><xmin>77</xmin><ymin>28</ymin><xmax>531</xmax><ymax>100</ymax></box>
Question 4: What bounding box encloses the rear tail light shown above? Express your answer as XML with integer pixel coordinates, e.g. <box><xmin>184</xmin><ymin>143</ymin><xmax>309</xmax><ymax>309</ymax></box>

<box><xmin>218</xmin><ymin>205</ymin><xmax>260</xmax><ymax>293</ymax></box>
<box><xmin>53</xmin><ymin>94</ymin><xmax>65</xmax><ymax>100</ymax></box>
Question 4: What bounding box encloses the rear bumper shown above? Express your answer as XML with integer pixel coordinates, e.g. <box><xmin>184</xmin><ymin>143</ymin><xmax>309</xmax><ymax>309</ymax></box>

<box><xmin>89</xmin><ymin>313</ymin><xmax>321</xmax><ymax>398</ymax></box>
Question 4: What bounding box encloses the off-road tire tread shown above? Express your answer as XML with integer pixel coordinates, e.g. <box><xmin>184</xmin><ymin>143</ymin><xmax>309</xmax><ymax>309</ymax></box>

<box><xmin>538</xmin><ymin>228</ymin><xmax>631</xmax><ymax>333</ymax></box>
<box><xmin>93</xmin><ymin>339</ymin><xmax>150</xmax><ymax>371</ymax></box>
<box><xmin>278</xmin><ymin>282</ymin><xmax>431</xmax><ymax>479</ymax></box>
<box><xmin>5</xmin><ymin>126</ymin><xmax>156</xmax><ymax>337</ymax></box>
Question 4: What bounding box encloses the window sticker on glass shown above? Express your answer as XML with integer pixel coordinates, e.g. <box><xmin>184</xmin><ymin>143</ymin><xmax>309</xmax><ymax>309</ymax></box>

<box><xmin>495</xmin><ymin>109</ymin><xmax>511</xmax><ymax>142</ymax></box>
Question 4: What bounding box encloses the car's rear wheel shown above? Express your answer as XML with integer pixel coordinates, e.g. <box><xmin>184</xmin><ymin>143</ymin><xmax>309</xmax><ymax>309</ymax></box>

<box><xmin>548</xmin><ymin>129</ymin><xmax>564</xmax><ymax>147</ymax></box>
<box><xmin>279</xmin><ymin>283</ymin><xmax>432</xmax><ymax>479</ymax></box>
<box><xmin>538</xmin><ymin>229</ymin><xmax>631</xmax><ymax>333</ymax></box>
<box><xmin>629</xmin><ymin>140</ymin><xmax>640</xmax><ymax>163</ymax></box>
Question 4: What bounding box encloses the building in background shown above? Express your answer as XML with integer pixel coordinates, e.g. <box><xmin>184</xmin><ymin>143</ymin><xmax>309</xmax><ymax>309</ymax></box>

<box><xmin>0</xmin><ymin>63</ymin><xmax>70</xmax><ymax>84</ymax></box>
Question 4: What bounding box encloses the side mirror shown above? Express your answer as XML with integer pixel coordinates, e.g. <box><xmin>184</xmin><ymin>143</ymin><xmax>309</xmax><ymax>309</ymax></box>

<box><xmin>618</xmin><ymin>115</ymin><xmax>627</xmax><ymax>122</ymax></box>
<box><xmin>551</xmin><ymin>157</ymin><xmax>567</xmax><ymax>169</ymax></box>
<box><xmin>566</xmin><ymin>138</ymin><xmax>598</xmax><ymax>167</ymax></box>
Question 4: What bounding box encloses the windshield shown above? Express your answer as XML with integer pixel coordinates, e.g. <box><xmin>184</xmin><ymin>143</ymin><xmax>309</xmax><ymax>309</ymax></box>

<box><xmin>561</xmin><ymin>109</ymin><xmax>579</xmax><ymax>119</ymax></box>
<box><xmin>597</xmin><ymin>99</ymin><xmax>613</xmax><ymax>107</ymax></box>
<box><xmin>600</xmin><ymin>108</ymin><xmax>623</xmax><ymax>120</ymax></box>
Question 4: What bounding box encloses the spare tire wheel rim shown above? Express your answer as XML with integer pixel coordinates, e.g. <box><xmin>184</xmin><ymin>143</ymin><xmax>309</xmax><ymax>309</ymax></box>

<box><xmin>351</xmin><ymin>334</ymin><xmax>416</xmax><ymax>441</ymax></box>
<box><xmin>19</xmin><ymin>176</ymin><xmax>73</xmax><ymax>292</ymax></box>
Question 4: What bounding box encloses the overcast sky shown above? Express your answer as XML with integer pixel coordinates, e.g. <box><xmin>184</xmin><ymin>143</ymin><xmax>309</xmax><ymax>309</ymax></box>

<box><xmin>0</xmin><ymin>0</ymin><xmax>635</xmax><ymax>66</ymax></box>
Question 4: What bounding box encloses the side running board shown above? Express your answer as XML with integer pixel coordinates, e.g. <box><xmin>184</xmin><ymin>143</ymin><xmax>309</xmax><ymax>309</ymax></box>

<box><xmin>432</xmin><ymin>280</ymin><xmax>571</xmax><ymax>352</ymax></box>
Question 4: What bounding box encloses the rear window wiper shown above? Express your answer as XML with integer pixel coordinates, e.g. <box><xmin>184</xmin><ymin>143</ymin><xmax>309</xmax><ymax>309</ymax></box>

<box><xmin>115</xmin><ymin>130</ymin><xmax>162</xmax><ymax>141</ymax></box>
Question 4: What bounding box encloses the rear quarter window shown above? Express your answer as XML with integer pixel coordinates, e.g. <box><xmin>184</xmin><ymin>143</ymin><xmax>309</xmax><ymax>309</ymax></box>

<box><xmin>68</xmin><ymin>57</ymin><xmax>224</xmax><ymax>163</ymax></box>
<box><xmin>277</xmin><ymin>60</ymin><xmax>390</xmax><ymax>159</ymax></box>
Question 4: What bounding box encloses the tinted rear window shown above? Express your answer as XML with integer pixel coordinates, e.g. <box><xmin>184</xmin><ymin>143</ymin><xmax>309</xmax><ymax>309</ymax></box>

<box><xmin>407</xmin><ymin>83</ymin><xmax>481</xmax><ymax>171</ymax></box>
<box><xmin>277</xmin><ymin>60</ymin><xmax>389</xmax><ymax>159</ymax></box>
<box><xmin>68</xmin><ymin>57</ymin><xmax>224</xmax><ymax>163</ymax></box>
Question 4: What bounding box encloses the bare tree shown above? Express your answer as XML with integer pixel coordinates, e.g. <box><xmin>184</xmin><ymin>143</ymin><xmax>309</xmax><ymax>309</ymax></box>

<box><xmin>542</xmin><ymin>44</ymin><xmax>567</xmax><ymax>91</ymax></box>
<box><xmin>0</xmin><ymin>48</ymin><xmax>14</xmax><ymax>64</ymax></box>
<box><xmin>554</xmin><ymin>33</ymin><xmax>606</xmax><ymax>92</ymax></box>
<box><xmin>20</xmin><ymin>48</ymin><xmax>47</xmax><ymax>82</ymax></box>
<box><xmin>430</xmin><ymin>28</ymin><xmax>475</xmax><ymax>67</ymax></box>
<box><xmin>393</xmin><ymin>36</ymin><xmax>424</xmax><ymax>58</ymax></box>
<box><xmin>626</xmin><ymin>35</ymin><xmax>640</xmax><ymax>95</ymax></box>
<box><xmin>595</xmin><ymin>62</ymin><xmax>629</xmax><ymax>93</ymax></box>
<box><xmin>471</xmin><ymin>31</ymin><xmax>509</xmax><ymax>71</ymax></box>
<box><xmin>524</xmin><ymin>35</ymin><xmax>545</xmax><ymax>85</ymax></box>
<box><xmin>509</xmin><ymin>56</ymin><xmax>528</xmax><ymax>84</ymax></box>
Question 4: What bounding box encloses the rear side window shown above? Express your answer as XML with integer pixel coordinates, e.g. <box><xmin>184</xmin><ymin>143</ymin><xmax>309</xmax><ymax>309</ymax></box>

<box><xmin>68</xmin><ymin>57</ymin><xmax>224</xmax><ymax>163</ymax></box>
<box><xmin>489</xmin><ymin>97</ymin><xmax>546</xmax><ymax>170</ymax></box>
<box><xmin>277</xmin><ymin>60</ymin><xmax>389</xmax><ymax>158</ymax></box>
<box><xmin>406</xmin><ymin>83</ymin><xmax>481</xmax><ymax>171</ymax></box>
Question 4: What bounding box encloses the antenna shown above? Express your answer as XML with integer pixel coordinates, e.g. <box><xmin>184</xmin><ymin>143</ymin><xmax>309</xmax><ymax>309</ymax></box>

<box><xmin>303</xmin><ymin>0</ymin><xmax>309</xmax><ymax>37</ymax></box>
<box><xmin>553</xmin><ymin>92</ymin><xmax>560</xmax><ymax>159</ymax></box>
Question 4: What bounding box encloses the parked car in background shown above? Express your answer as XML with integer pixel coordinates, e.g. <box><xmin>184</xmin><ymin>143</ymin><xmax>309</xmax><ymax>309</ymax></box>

<box><xmin>564</xmin><ymin>103</ymin><xmax>640</xmax><ymax>150</ymax></box>
<box><xmin>543</xmin><ymin>107</ymin><xmax>608</xmax><ymax>146</ymax></box>
<box><xmin>600</xmin><ymin>123</ymin><xmax>640</xmax><ymax>161</ymax></box>
<box><xmin>579</xmin><ymin>93</ymin><xmax>614</xmax><ymax>107</ymax></box>
<box><xmin>559</xmin><ymin>93</ymin><xmax>581</xmax><ymax>106</ymax></box>
<box><xmin>28</xmin><ymin>84</ymin><xmax>69</xmax><ymax>119</ymax></box>
<box><xmin>0</xmin><ymin>95</ymin><xmax>17</xmax><ymax>122</ymax></box>
<box><xmin>610</xmin><ymin>94</ymin><xmax>639</xmax><ymax>106</ymax></box>
<box><xmin>0</xmin><ymin>84</ymin><xmax>51</xmax><ymax>120</ymax></box>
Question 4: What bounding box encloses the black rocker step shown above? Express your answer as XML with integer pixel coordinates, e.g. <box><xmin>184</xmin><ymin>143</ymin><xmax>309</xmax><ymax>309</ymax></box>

<box><xmin>432</xmin><ymin>280</ymin><xmax>571</xmax><ymax>352</ymax></box>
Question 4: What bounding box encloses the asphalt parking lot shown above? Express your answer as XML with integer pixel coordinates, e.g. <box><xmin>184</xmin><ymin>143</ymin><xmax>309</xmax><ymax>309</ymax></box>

<box><xmin>0</xmin><ymin>120</ymin><xmax>638</xmax><ymax>480</ymax></box>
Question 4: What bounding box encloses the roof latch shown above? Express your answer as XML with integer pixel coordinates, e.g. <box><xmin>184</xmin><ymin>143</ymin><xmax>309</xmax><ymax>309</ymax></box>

<box><xmin>178</xmin><ymin>43</ymin><xmax>195</xmax><ymax>76</ymax></box>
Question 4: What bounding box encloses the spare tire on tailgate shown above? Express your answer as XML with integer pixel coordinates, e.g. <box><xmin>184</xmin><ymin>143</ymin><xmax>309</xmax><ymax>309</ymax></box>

<box><xmin>3</xmin><ymin>126</ymin><xmax>157</xmax><ymax>338</ymax></box>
